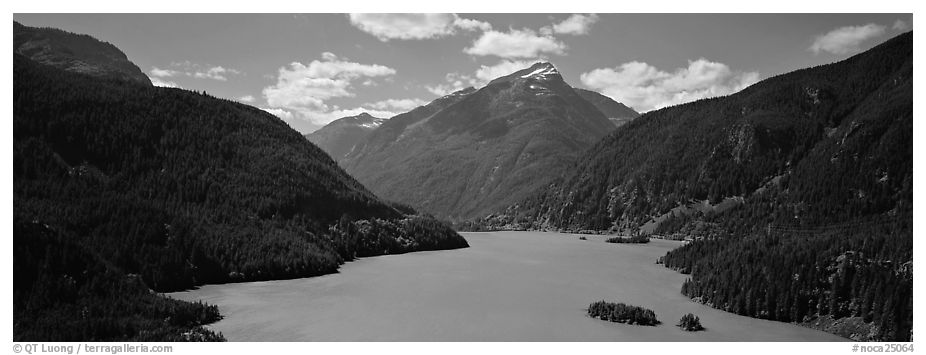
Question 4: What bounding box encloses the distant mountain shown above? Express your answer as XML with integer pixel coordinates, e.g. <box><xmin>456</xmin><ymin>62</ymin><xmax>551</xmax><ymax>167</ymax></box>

<box><xmin>341</xmin><ymin>62</ymin><xmax>615</xmax><ymax>220</ymax></box>
<box><xmin>464</xmin><ymin>32</ymin><xmax>912</xmax><ymax>341</ymax></box>
<box><xmin>14</xmin><ymin>21</ymin><xmax>152</xmax><ymax>85</ymax></box>
<box><xmin>305</xmin><ymin>112</ymin><xmax>387</xmax><ymax>160</ymax></box>
<box><xmin>574</xmin><ymin>89</ymin><xmax>640</xmax><ymax>128</ymax></box>
<box><xmin>14</xmin><ymin>28</ymin><xmax>466</xmax><ymax>340</ymax></box>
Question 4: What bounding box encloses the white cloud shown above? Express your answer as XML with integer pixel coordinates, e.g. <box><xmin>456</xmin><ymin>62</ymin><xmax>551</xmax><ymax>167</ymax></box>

<box><xmin>454</xmin><ymin>17</ymin><xmax>492</xmax><ymax>32</ymax></box>
<box><xmin>260</xmin><ymin>107</ymin><xmax>294</xmax><ymax>121</ymax></box>
<box><xmin>149</xmin><ymin>63</ymin><xmax>242</xmax><ymax>82</ymax></box>
<box><xmin>238</xmin><ymin>95</ymin><xmax>255</xmax><ymax>103</ymax></box>
<box><xmin>193</xmin><ymin>66</ymin><xmax>241</xmax><ymax>81</ymax></box>
<box><xmin>550</xmin><ymin>14</ymin><xmax>599</xmax><ymax>35</ymax></box>
<box><xmin>425</xmin><ymin>72</ymin><xmax>478</xmax><ymax>96</ymax></box>
<box><xmin>580</xmin><ymin>58</ymin><xmax>761</xmax><ymax>113</ymax></box>
<box><xmin>364</xmin><ymin>98</ymin><xmax>428</xmax><ymax>112</ymax></box>
<box><xmin>348</xmin><ymin>13</ymin><xmax>490</xmax><ymax>41</ymax></box>
<box><xmin>809</xmin><ymin>23</ymin><xmax>887</xmax><ymax>55</ymax></box>
<box><xmin>149</xmin><ymin>76</ymin><xmax>180</xmax><ymax>88</ymax></box>
<box><xmin>261</xmin><ymin>52</ymin><xmax>397</xmax><ymax>126</ymax></box>
<box><xmin>464</xmin><ymin>28</ymin><xmax>566</xmax><ymax>58</ymax></box>
<box><xmin>149</xmin><ymin>67</ymin><xmax>179</xmax><ymax>77</ymax></box>
<box><xmin>893</xmin><ymin>19</ymin><xmax>910</xmax><ymax>31</ymax></box>
<box><xmin>321</xmin><ymin>52</ymin><xmax>339</xmax><ymax>61</ymax></box>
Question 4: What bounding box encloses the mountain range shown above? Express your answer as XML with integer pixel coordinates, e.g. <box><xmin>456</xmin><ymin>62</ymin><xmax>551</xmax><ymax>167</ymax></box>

<box><xmin>340</xmin><ymin>62</ymin><xmax>635</xmax><ymax>220</ymax></box>
<box><xmin>12</xmin><ymin>20</ymin><xmax>912</xmax><ymax>343</ymax></box>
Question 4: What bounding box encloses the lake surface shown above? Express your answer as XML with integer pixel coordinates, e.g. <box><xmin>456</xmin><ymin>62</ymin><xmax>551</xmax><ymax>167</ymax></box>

<box><xmin>167</xmin><ymin>231</ymin><xmax>846</xmax><ymax>341</ymax></box>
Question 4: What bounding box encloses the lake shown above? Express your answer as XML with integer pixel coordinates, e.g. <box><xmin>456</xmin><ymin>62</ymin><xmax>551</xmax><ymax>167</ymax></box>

<box><xmin>167</xmin><ymin>231</ymin><xmax>846</xmax><ymax>341</ymax></box>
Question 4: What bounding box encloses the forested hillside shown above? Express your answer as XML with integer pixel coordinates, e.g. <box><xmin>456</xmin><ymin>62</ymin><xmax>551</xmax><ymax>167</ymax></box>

<box><xmin>14</xmin><ymin>21</ymin><xmax>152</xmax><ymax>85</ymax></box>
<box><xmin>461</xmin><ymin>32</ymin><xmax>912</xmax><ymax>341</ymax></box>
<box><xmin>14</xmin><ymin>51</ymin><xmax>467</xmax><ymax>340</ymax></box>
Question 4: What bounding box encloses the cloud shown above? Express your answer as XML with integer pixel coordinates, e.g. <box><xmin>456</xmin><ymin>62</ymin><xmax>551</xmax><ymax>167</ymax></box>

<box><xmin>348</xmin><ymin>13</ymin><xmax>490</xmax><ymax>41</ymax></box>
<box><xmin>580</xmin><ymin>58</ymin><xmax>761</xmax><ymax>112</ymax></box>
<box><xmin>260</xmin><ymin>107</ymin><xmax>295</xmax><ymax>121</ymax></box>
<box><xmin>150</xmin><ymin>67</ymin><xmax>179</xmax><ymax>77</ymax></box>
<box><xmin>193</xmin><ymin>66</ymin><xmax>241</xmax><ymax>81</ymax></box>
<box><xmin>893</xmin><ymin>19</ymin><xmax>910</xmax><ymax>31</ymax></box>
<box><xmin>238</xmin><ymin>95</ymin><xmax>255</xmax><ymax>103</ymax></box>
<box><xmin>464</xmin><ymin>28</ymin><xmax>566</xmax><ymax>58</ymax></box>
<box><xmin>425</xmin><ymin>72</ymin><xmax>478</xmax><ymax>96</ymax></box>
<box><xmin>454</xmin><ymin>17</ymin><xmax>492</xmax><ymax>32</ymax></box>
<box><xmin>261</xmin><ymin>52</ymin><xmax>397</xmax><ymax>126</ymax></box>
<box><xmin>364</xmin><ymin>98</ymin><xmax>428</xmax><ymax>112</ymax></box>
<box><xmin>149</xmin><ymin>62</ymin><xmax>243</xmax><ymax>82</ymax></box>
<box><xmin>809</xmin><ymin>23</ymin><xmax>887</xmax><ymax>55</ymax></box>
<box><xmin>545</xmin><ymin>14</ymin><xmax>599</xmax><ymax>36</ymax></box>
<box><xmin>149</xmin><ymin>76</ymin><xmax>180</xmax><ymax>88</ymax></box>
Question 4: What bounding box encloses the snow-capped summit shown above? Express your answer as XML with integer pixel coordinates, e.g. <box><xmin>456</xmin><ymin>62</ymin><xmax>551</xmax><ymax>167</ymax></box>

<box><xmin>520</xmin><ymin>62</ymin><xmax>559</xmax><ymax>79</ymax></box>
<box><xmin>487</xmin><ymin>62</ymin><xmax>563</xmax><ymax>86</ymax></box>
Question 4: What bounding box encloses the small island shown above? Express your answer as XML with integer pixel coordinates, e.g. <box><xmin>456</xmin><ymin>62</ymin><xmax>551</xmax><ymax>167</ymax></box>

<box><xmin>605</xmin><ymin>235</ymin><xmax>650</xmax><ymax>244</ymax></box>
<box><xmin>587</xmin><ymin>301</ymin><xmax>659</xmax><ymax>326</ymax></box>
<box><xmin>677</xmin><ymin>313</ymin><xmax>705</xmax><ymax>331</ymax></box>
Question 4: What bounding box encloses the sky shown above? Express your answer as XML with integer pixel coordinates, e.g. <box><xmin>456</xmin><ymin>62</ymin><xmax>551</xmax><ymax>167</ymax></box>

<box><xmin>13</xmin><ymin>13</ymin><xmax>913</xmax><ymax>134</ymax></box>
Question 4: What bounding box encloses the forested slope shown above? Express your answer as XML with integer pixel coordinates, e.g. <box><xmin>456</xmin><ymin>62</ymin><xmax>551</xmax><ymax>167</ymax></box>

<box><xmin>14</xmin><ymin>52</ymin><xmax>467</xmax><ymax>341</ymax></box>
<box><xmin>461</xmin><ymin>32</ymin><xmax>913</xmax><ymax>341</ymax></box>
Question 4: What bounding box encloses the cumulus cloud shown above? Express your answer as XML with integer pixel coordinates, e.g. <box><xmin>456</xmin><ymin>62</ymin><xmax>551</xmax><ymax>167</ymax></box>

<box><xmin>464</xmin><ymin>28</ymin><xmax>566</xmax><ymax>58</ymax></box>
<box><xmin>261</xmin><ymin>52</ymin><xmax>398</xmax><ymax>127</ymax></box>
<box><xmin>809</xmin><ymin>23</ymin><xmax>887</xmax><ymax>55</ymax></box>
<box><xmin>238</xmin><ymin>95</ymin><xmax>255</xmax><ymax>103</ymax></box>
<box><xmin>893</xmin><ymin>19</ymin><xmax>910</xmax><ymax>31</ymax></box>
<box><xmin>348</xmin><ymin>13</ymin><xmax>490</xmax><ymax>41</ymax></box>
<box><xmin>543</xmin><ymin>14</ymin><xmax>599</xmax><ymax>36</ymax></box>
<box><xmin>580</xmin><ymin>59</ymin><xmax>761</xmax><ymax>113</ymax></box>
<box><xmin>364</xmin><ymin>98</ymin><xmax>428</xmax><ymax>112</ymax></box>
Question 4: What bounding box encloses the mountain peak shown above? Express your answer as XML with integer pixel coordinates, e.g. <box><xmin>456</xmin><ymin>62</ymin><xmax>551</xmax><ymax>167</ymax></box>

<box><xmin>487</xmin><ymin>62</ymin><xmax>563</xmax><ymax>86</ymax></box>
<box><xmin>519</xmin><ymin>62</ymin><xmax>559</xmax><ymax>79</ymax></box>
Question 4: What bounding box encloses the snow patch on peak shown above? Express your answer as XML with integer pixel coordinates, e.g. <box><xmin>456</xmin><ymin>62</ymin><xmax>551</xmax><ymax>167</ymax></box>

<box><xmin>521</xmin><ymin>64</ymin><xmax>559</xmax><ymax>79</ymax></box>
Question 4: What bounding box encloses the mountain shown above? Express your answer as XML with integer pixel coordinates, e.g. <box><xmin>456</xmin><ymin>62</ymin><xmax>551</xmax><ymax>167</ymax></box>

<box><xmin>14</xmin><ymin>21</ymin><xmax>152</xmax><ymax>85</ymax></box>
<box><xmin>305</xmin><ymin>112</ymin><xmax>387</xmax><ymax>160</ymax></box>
<box><xmin>14</xmin><ymin>28</ymin><xmax>466</xmax><ymax>340</ymax></box>
<box><xmin>341</xmin><ymin>62</ymin><xmax>616</xmax><ymax>220</ymax></box>
<box><xmin>463</xmin><ymin>32</ymin><xmax>912</xmax><ymax>341</ymax></box>
<box><xmin>575</xmin><ymin>88</ymin><xmax>640</xmax><ymax>128</ymax></box>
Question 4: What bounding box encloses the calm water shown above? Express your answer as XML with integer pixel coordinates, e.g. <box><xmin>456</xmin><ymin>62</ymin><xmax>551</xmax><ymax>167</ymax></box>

<box><xmin>168</xmin><ymin>231</ymin><xmax>846</xmax><ymax>341</ymax></box>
